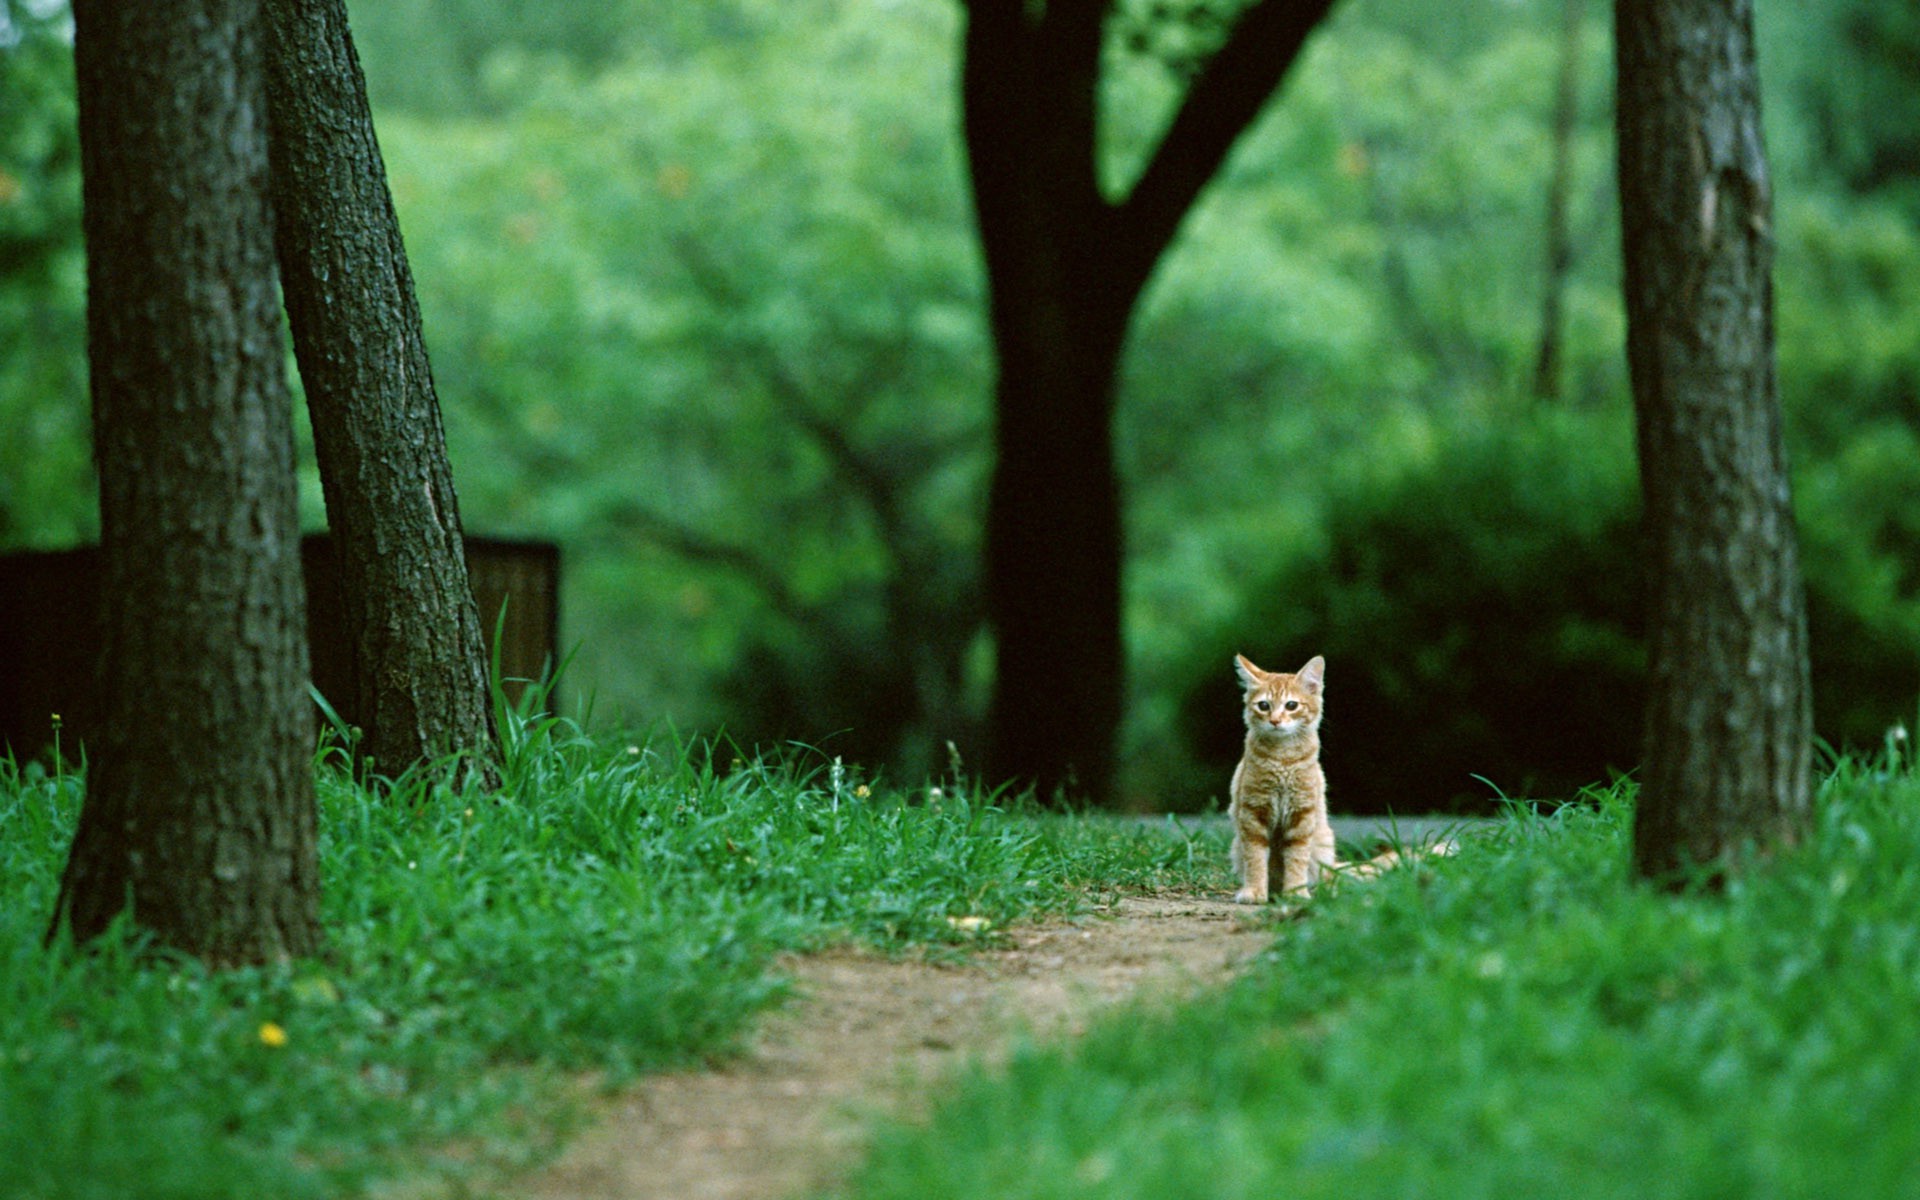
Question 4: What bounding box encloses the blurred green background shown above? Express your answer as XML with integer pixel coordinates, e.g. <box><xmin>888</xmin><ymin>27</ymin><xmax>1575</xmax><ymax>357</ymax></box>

<box><xmin>3</xmin><ymin>0</ymin><xmax>1916</xmax><ymax>812</ymax></box>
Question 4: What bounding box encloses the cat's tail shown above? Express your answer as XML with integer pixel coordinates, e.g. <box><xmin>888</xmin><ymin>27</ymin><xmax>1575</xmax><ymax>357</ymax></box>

<box><xmin>1334</xmin><ymin>836</ymin><xmax>1457</xmax><ymax>881</ymax></box>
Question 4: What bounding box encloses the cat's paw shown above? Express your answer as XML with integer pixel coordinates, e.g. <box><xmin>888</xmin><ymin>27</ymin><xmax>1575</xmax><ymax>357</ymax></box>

<box><xmin>1231</xmin><ymin>887</ymin><xmax>1267</xmax><ymax>905</ymax></box>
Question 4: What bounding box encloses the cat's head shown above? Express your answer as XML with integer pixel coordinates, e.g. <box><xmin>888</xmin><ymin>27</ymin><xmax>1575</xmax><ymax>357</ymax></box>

<box><xmin>1234</xmin><ymin>654</ymin><xmax>1325</xmax><ymax>739</ymax></box>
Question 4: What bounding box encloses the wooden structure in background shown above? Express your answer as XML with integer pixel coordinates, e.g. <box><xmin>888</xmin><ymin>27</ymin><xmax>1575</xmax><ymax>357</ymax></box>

<box><xmin>0</xmin><ymin>535</ymin><xmax>558</xmax><ymax>761</ymax></box>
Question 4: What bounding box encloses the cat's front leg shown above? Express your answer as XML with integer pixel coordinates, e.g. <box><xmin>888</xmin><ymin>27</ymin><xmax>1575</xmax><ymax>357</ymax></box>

<box><xmin>1274</xmin><ymin>817</ymin><xmax>1337</xmax><ymax>894</ymax></box>
<box><xmin>1232</xmin><ymin>829</ymin><xmax>1270</xmax><ymax>904</ymax></box>
<box><xmin>1273</xmin><ymin>839</ymin><xmax>1318</xmax><ymax>895</ymax></box>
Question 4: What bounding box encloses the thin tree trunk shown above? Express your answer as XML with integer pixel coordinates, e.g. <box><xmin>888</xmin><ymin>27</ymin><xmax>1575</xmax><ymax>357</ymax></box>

<box><xmin>264</xmin><ymin>0</ymin><xmax>498</xmax><ymax>781</ymax></box>
<box><xmin>1533</xmin><ymin>0</ymin><xmax>1583</xmax><ymax>400</ymax></box>
<box><xmin>1615</xmin><ymin>0</ymin><xmax>1811</xmax><ymax>882</ymax></box>
<box><xmin>53</xmin><ymin>0</ymin><xmax>320</xmax><ymax>964</ymax></box>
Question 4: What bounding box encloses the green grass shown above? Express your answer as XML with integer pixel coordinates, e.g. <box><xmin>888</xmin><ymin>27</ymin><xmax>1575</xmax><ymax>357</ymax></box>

<box><xmin>0</xmin><ymin>710</ymin><xmax>1219</xmax><ymax>1200</ymax></box>
<box><xmin>840</xmin><ymin>758</ymin><xmax>1920</xmax><ymax>1200</ymax></box>
<box><xmin>20</xmin><ymin>704</ymin><xmax>1910</xmax><ymax>1200</ymax></box>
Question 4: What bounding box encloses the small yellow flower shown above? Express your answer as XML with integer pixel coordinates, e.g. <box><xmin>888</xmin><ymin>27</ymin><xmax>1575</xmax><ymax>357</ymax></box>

<box><xmin>258</xmin><ymin>1021</ymin><xmax>288</xmax><ymax>1048</ymax></box>
<box><xmin>854</xmin><ymin>785</ymin><xmax>870</xmax><ymax>799</ymax></box>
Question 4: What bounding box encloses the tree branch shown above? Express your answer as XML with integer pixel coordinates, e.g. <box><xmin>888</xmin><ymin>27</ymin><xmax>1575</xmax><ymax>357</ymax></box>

<box><xmin>663</xmin><ymin>230</ymin><xmax>925</xmax><ymax>566</ymax></box>
<box><xmin>602</xmin><ymin>500</ymin><xmax>815</xmax><ymax>628</ymax></box>
<box><xmin>1114</xmin><ymin>0</ymin><xmax>1338</xmax><ymax>282</ymax></box>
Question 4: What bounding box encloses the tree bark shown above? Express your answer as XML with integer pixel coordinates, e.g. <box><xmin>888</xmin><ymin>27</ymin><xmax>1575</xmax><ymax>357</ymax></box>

<box><xmin>1615</xmin><ymin>0</ymin><xmax>1812</xmax><ymax>881</ymax></box>
<box><xmin>981</xmin><ymin>289</ymin><xmax>1134</xmax><ymax>804</ymax></box>
<box><xmin>264</xmin><ymin>0</ymin><xmax>498</xmax><ymax>781</ymax></box>
<box><xmin>960</xmin><ymin>0</ymin><xmax>1334</xmax><ymax>804</ymax></box>
<box><xmin>961</xmin><ymin>1</ymin><xmax>1127</xmax><ymax>803</ymax></box>
<box><xmin>52</xmin><ymin>0</ymin><xmax>321</xmax><ymax>964</ymax></box>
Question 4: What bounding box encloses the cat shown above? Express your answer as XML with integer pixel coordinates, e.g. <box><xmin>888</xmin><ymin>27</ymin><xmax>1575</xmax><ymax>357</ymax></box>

<box><xmin>1228</xmin><ymin>653</ymin><xmax>1457</xmax><ymax>903</ymax></box>
<box><xmin>1229</xmin><ymin>653</ymin><xmax>1338</xmax><ymax>903</ymax></box>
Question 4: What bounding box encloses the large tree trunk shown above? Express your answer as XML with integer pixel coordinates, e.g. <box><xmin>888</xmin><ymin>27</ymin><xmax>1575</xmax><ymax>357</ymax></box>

<box><xmin>1615</xmin><ymin>0</ymin><xmax>1812</xmax><ymax>882</ymax></box>
<box><xmin>982</xmin><ymin>283</ymin><xmax>1136</xmax><ymax>804</ymax></box>
<box><xmin>53</xmin><ymin>0</ymin><xmax>321</xmax><ymax>964</ymax></box>
<box><xmin>962</xmin><ymin>0</ymin><xmax>1140</xmax><ymax>804</ymax></box>
<box><xmin>263</xmin><ymin>0</ymin><xmax>498</xmax><ymax>781</ymax></box>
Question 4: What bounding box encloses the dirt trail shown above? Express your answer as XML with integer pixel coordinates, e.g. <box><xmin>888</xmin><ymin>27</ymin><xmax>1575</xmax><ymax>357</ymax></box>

<box><xmin>519</xmin><ymin>893</ymin><xmax>1265</xmax><ymax>1200</ymax></box>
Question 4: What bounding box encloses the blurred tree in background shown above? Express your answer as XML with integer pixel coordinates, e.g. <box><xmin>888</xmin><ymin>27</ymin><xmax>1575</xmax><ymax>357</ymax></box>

<box><xmin>3</xmin><ymin>0</ymin><xmax>1916</xmax><ymax>809</ymax></box>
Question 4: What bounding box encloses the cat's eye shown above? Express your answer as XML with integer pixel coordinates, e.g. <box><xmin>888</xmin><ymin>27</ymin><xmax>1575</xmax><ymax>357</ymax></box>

<box><xmin>1254</xmin><ymin>700</ymin><xmax>1271</xmax><ymax>713</ymax></box>
<box><xmin>1284</xmin><ymin>700</ymin><xmax>1299</xmax><ymax>712</ymax></box>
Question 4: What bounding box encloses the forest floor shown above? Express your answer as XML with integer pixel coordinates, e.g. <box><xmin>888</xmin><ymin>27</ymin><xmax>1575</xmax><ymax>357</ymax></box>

<box><xmin>512</xmin><ymin>891</ymin><xmax>1269</xmax><ymax>1200</ymax></box>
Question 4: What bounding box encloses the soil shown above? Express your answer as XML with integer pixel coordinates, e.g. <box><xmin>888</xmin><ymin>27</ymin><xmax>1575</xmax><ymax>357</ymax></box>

<box><xmin>516</xmin><ymin>892</ymin><xmax>1268</xmax><ymax>1200</ymax></box>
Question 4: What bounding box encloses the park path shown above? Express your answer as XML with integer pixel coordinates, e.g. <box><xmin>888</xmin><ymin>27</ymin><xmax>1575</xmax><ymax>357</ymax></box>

<box><xmin>518</xmin><ymin>892</ymin><xmax>1265</xmax><ymax>1200</ymax></box>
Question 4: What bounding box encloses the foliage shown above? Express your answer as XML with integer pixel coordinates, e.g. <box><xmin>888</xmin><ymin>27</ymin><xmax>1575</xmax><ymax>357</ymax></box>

<box><xmin>1152</xmin><ymin>400</ymin><xmax>1920</xmax><ymax>814</ymax></box>
<box><xmin>1114</xmin><ymin>0</ymin><xmax>1920</xmax><ymax>808</ymax></box>
<box><xmin>346</xmin><ymin>0</ymin><xmax>780</xmax><ymax>118</ymax></box>
<box><xmin>1115</xmin><ymin>0</ymin><xmax>1629</xmax><ymax>805</ymax></box>
<box><xmin>1166</xmin><ymin>409</ymin><xmax>1645</xmax><ymax>814</ymax></box>
<box><xmin>842</xmin><ymin>759</ymin><xmax>1920</xmax><ymax>1198</ymax></box>
<box><xmin>1763</xmin><ymin>0</ymin><xmax>1920</xmax><ymax>214</ymax></box>
<box><xmin>0</xmin><ymin>721</ymin><xmax>1219</xmax><ymax>1198</ymax></box>
<box><xmin>372</xmin><ymin>0</ymin><xmax>989</xmax><ymax>780</ymax></box>
<box><xmin>0</xmin><ymin>1</ymin><xmax>88</xmax><ymax>548</ymax></box>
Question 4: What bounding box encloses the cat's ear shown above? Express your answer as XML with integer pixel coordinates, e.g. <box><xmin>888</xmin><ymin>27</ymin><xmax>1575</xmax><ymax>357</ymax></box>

<box><xmin>1298</xmin><ymin>655</ymin><xmax>1326</xmax><ymax>694</ymax></box>
<box><xmin>1234</xmin><ymin>654</ymin><xmax>1263</xmax><ymax>690</ymax></box>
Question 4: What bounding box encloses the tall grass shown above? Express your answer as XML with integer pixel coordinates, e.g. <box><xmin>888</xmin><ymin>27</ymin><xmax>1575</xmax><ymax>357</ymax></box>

<box><xmin>843</xmin><ymin>755</ymin><xmax>1920</xmax><ymax>1199</ymax></box>
<box><xmin>0</xmin><ymin>708</ymin><xmax>1219</xmax><ymax>1200</ymax></box>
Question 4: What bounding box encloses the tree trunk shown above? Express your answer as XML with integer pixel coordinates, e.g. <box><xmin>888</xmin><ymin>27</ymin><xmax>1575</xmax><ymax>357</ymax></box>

<box><xmin>962</xmin><ymin>0</ymin><xmax>1136</xmax><ymax>804</ymax></box>
<box><xmin>1615</xmin><ymin>0</ymin><xmax>1812</xmax><ymax>882</ymax></box>
<box><xmin>264</xmin><ymin>0</ymin><xmax>498</xmax><ymax>781</ymax></box>
<box><xmin>983</xmin><ymin>286</ymin><xmax>1135</xmax><ymax>804</ymax></box>
<box><xmin>53</xmin><ymin>0</ymin><xmax>321</xmax><ymax>964</ymax></box>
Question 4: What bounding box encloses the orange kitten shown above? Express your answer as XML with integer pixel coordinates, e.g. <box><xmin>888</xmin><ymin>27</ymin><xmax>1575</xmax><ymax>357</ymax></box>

<box><xmin>1229</xmin><ymin>653</ymin><xmax>1337</xmax><ymax>903</ymax></box>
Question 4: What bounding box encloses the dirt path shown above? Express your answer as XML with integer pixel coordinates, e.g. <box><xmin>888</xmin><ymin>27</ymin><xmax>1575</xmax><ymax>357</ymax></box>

<box><xmin>518</xmin><ymin>893</ymin><xmax>1265</xmax><ymax>1200</ymax></box>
